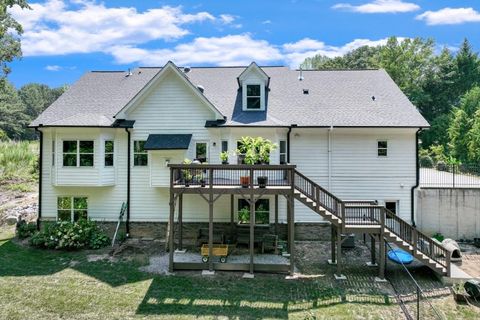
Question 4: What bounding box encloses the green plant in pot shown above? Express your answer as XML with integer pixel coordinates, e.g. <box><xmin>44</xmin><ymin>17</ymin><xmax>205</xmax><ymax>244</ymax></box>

<box><xmin>220</xmin><ymin>151</ymin><xmax>229</xmax><ymax>164</ymax></box>
<box><xmin>238</xmin><ymin>207</ymin><xmax>250</xmax><ymax>224</ymax></box>
<box><xmin>182</xmin><ymin>158</ymin><xmax>193</xmax><ymax>187</ymax></box>
<box><xmin>256</xmin><ymin>137</ymin><xmax>277</xmax><ymax>188</ymax></box>
<box><xmin>195</xmin><ymin>172</ymin><xmax>206</xmax><ymax>187</ymax></box>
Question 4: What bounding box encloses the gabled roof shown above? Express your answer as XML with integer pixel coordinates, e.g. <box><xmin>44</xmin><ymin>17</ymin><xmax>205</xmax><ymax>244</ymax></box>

<box><xmin>31</xmin><ymin>64</ymin><xmax>429</xmax><ymax>128</ymax></box>
<box><xmin>237</xmin><ymin>62</ymin><xmax>270</xmax><ymax>87</ymax></box>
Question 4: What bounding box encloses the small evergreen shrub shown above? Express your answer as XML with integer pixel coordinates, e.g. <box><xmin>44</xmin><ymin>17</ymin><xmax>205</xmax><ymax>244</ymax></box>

<box><xmin>419</xmin><ymin>155</ymin><xmax>434</xmax><ymax>168</ymax></box>
<box><xmin>29</xmin><ymin>219</ymin><xmax>110</xmax><ymax>250</ymax></box>
<box><xmin>436</xmin><ymin>161</ymin><xmax>447</xmax><ymax>171</ymax></box>
<box><xmin>16</xmin><ymin>220</ymin><xmax>37</xmax><ymax>239</ymax></box>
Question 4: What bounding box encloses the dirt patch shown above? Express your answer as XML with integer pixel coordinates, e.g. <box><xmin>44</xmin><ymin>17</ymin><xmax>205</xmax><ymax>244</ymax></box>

<box><xmin>0</xmin><ymin>186</ymin><xmax>38</xmax><ymax>225</ymax></box>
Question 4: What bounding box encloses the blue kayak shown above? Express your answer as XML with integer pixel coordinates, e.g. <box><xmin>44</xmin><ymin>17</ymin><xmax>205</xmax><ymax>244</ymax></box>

<box><xmin>388</xmin><ymin>249</ymin><xmax>414</xmax><ymax>265</ymax></box>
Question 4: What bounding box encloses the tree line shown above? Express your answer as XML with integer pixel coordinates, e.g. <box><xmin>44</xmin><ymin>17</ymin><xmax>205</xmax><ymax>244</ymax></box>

<box><xmin>301</xmin><ymin>37</ymin><xmax>480</xmax><ymax>164</ymax></box>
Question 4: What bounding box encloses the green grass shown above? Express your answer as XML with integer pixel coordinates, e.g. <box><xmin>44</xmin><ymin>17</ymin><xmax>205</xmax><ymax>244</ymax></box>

<box><xmin>0</xmin><ymin>140</ymin><xmax>38</xmax><ymax>186</ymax></box>
<box><xmin>0</xmin><ymin>230</ymin><xmax>478</xmax><ymax>319</ymax></box>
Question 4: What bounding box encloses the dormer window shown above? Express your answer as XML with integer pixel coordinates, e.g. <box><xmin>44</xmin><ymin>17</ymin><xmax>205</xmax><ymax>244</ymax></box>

<box><xmin>246</xmin><ymin>85</ymin><xmax>261</xmax><ymax>109</ymax></box>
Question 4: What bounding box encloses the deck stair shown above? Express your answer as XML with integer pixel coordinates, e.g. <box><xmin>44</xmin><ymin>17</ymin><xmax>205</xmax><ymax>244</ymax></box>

<box><xmin>293</xmin><ymin>169</ymin><xmax>451</xmax><ymax>276</ymax></box>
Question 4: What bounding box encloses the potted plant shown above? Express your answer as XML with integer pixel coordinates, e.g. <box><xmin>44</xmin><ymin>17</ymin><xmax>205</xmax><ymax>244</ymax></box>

<box><xmin>238</xmin><ymin>207</ymin><xmax>250</xmax><ymax>224</ymax></box>
<box><xmin>196</xmin><ymin>172</ymin><xmax>206</xmax><ymax>187</ymax></box>
<box><xmin>220</xmin><ymin>151</ymin><xmax>229</xmax><ymax>165</ymax></box>
<box><xmin>182</xmin><ymin>158</ymin><xmax>193</xmax><ymax>187</ymax></box>
<box><xmin>256</xmin><ymin>137</ymin><xmax>277</xmax><ymax>188</ymax></box>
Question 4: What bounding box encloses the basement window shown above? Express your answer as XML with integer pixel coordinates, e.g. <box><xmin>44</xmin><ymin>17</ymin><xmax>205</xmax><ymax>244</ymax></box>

<box><xmin>57</xmin><ymin>196</ymin><xmax>88</xmax><ymax>222</ymax></box>
<box><xmin>238</xmin><ymin>199</ymin><xmax>270</xmax><ymax>224</ymax></box>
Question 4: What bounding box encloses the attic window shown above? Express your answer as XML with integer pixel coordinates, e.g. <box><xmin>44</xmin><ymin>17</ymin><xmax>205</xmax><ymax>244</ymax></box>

<box><xmin>246</xmin><ymin>85</ymin><xmax>261</xmax><ymax>109</ymax></box>
<box><xmin>303</xmin><ymin>89</ymin><xmax>309</xmax><ymax>95</ymax></box>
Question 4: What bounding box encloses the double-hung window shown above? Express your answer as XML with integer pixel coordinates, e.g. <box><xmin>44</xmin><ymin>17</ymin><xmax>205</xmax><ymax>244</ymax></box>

<box><xmin>57</xmin><ymin>196</ymin><xmax>88</xmax><ymax>222</ymax></box>
<box><xmin>378</xmin><ymin>140</ymin><xmax>388</xmax><ymax>157</ymax></box>
<box><xmin>63</xmin><ymin>140</ymin><xmax>94</xmax><ymax>167</ymax></box>
<box><xmin>195</xmin><ymin>142</ymin><xmax>208</xmax><ymax>163</ymax></box>
<box><xmin>246</xmin><ymin>84</ymin><xmax>262</xmax><ymax>110</ymax></box>
<box><xmin>104</xmin><ymin>140</ymin><xmax>114</xmax><ymax>167</ymax></box>
<box><xmin>238</xmin><ymin>199</ymin><xmax>270</xmax><ymax>224</ymax></box>
<box><xmin>221</xmin><ymin>140</ymin><xmax>228</xmax><ymax>153</ymax></box>
<box><xmin>134</xmin><ymin>141</ymin><xmax>148</xmax><ymax>166</ymax></box>
<box><xmin>279</xmin><ymin>140</ymin><xmax>287</xmax><ymax>164</ymax></box>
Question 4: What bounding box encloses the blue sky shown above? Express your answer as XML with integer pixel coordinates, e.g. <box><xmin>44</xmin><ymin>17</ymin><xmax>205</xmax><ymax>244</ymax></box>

<box><xmin>8</xmin><ymin>0</ymin><xmax>480</xmax><ymax>87</ymax></box>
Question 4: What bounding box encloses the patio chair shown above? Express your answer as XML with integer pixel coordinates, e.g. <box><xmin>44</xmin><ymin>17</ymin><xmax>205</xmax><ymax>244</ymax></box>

<box><xmin>261</xmin><ymin>234</ymin><xmax>279</xmax><ymax>254</ymax></box>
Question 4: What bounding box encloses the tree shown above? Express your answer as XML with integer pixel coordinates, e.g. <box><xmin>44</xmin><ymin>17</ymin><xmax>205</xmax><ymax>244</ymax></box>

<box><xmin>0</xmin><ymin>0</ymin><xmax>30</xmax><ymax>87</ymax></box>
<box><xmin>454</xmin><ymin>39</ymin><xmax>480</xmax><ymax>96</ymax></box>
<box><xmin>301</xmin><ymin>45</ymin><xmax>380</xmax><ymax>70</ymax></box>
<box><xmin>0</xmin><ymin>80</ymin><xmax>28</xmax><ymax>139</ymax></box>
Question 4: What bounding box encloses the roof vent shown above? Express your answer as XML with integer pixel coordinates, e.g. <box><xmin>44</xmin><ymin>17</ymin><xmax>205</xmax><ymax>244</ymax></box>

<box><xmin>126</xmin><ymin>68</ymin><xmax>133</xmax><ymax>77</ymax></box>
<box><xmin>371</xmin><ymin>95</ymin><xmax>376</xmax><ymax>101</ymax></box>
<box><xmin>184</xmin><ymin>66</ymin><xmax>191</xmax><ymax>73</ymax></box>
<box><xmin>298</xmin><ymin>68</ymin><xmax>304</xmax><ymax>81</ymax></box>
<box><xmin>303</xmin><ymin>89</ymin><xmax>309</xmax><ymax>95</ymax></box>
<box><xmin>197</xmin><ymin>85</ymin><xmax>205</xmax><ymax>93</ymax></box>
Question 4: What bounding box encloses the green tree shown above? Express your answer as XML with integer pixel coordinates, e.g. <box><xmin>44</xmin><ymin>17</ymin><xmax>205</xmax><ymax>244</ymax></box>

<box><xmin>18</xmin><ymin>83</ymin><xmax>66</xmax><ymax>118</ymax></box>
<box><xmin>454</xmin><ymin>39</ymin><xmax>480</xmax><ymax>96</ymax></box>
<box><xmin>0</xmin><ymin>0</ymin><xmax>30</xmax><ymax>87</ymax></box>
<box><xmin>0</xmin><ymin>80</ymin><xmax>28</xmax><ymax>139</ymax></box>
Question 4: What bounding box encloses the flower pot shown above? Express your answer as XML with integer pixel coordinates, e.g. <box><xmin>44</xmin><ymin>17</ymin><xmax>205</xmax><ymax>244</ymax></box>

<box><xmin>257</xmin><ymin>176</ymin><xmax>268</xmax><ymax>188</ymax></box>
<box><xmin>222</xmin><ymin>160</ymin><xmax>229</xmax><ymax>165</ymax></box>
<box><xmin>240</xmin><ymin>176</ymin><xmax>250</xmax><ymax>188</ymax></box>
<box><xmin>200</xmin><ymin>180</ymin><xmax>206</xmax><ymax>187</ymax></box>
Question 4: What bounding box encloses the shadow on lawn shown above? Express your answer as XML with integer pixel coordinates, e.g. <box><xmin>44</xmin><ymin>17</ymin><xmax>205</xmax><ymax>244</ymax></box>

<box><xmin>135</xmin><ymin>276</ymin><xmax>391</xmax><ymax>319</ymax></box>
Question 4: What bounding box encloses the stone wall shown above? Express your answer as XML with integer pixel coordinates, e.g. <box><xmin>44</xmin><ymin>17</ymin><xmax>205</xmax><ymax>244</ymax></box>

<box><xmin>417</xmin><ymin>188</ymin><xmax>480</xmax><ymax>240</ymax></box>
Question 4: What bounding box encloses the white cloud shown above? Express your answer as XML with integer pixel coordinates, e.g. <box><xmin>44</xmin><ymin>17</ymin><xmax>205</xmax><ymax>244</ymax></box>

<box><xmin>45</xmin><ymin>65</ymin><xmax>62</xmax><ymax>71</ymax></box>
<box><xmin>332</xmin><ymin>0</ymin><xmax>420</xmax><ymax>14</ymax></box>
<box><xmin>282</xmin><ymin>38</ymin><xmax>391</xmax><ymax>67</ymax></box>
<box><xmin>262</xmin><ymin>20</ymin><xmax>272</xmax><ymax>24</ymax></box>
<box><xmin>9</xmin><ymin>0</ymin><xmax>215</xmax><ymax>56</ymax></box>
<box><xmin>219</xmin><ymin>14</ymin><xmax>235</xmax><ymax>24</ymax></box>
<box><xmin>416</xmin><ymin>7</ymin><xmax>480</xmax><ymax>25</ymax></box>
<box><xmin>109</xmin><ymin>34</ymin><xmax>283</xmax><ymax>66</ymax></box>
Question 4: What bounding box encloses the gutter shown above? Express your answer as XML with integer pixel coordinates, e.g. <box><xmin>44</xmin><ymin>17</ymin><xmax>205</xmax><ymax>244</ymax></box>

<box><xmin>125</xmin><ymin>128</ymin><xmax>131</xmax><ymax>236</ymax></box>
<box><xmin>34</xmin><ymin>126</ymin><xmax>43</xmax><ymax>230</ymax></box>
<box><xmin>411</xmin><ymin>128</ymin><xmax>422</xmax><ymax>227</ymax></box>
<box><xmin>287</xmin><ymin>124</ymin><xmax>297</xmax><ymax>163</ymax></box>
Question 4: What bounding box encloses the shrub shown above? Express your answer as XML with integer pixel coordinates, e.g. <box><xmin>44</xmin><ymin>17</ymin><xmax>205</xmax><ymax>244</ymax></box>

<box><xmin>16</xmin><ymin>220</ymin><xmax>37</xmax><ymax>239</ymax></box>
<box><xmin>29</xmin><ymin>219</ymin><xmax>110</xmax><ymax>250</ymax></box>
<box><xmin>419</xmin><ymin>155</ymin><xmax>434</xmax><ymax>168</ymax></box>
<box><xmin>436</xmin><ymin>161</ymin><xmax>447</xmax><ymax>171</ymax></box>
<box><xmin>433</xmin><ymin>233</ymin><xmax>444</xmax><ymax>242</ymax></box>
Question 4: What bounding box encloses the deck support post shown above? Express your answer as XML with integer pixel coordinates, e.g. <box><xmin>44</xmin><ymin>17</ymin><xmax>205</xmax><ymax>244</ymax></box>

<box><xmin>335</xmin><ymin>226</ymin><xmax>344</xmax><ymax>279</ymax></box>
<box><xmin>274</xmin><ymin>194</ymin><xmax>279</xmax><ymax>235</ymax></box>
<box><xmin>378</xmin><ymin>208</ymin><xmax>386</xmax><ymax>280</ymax></box>
<box><xmin>330</xmin><ymin>224</ymin><xmax>336</xmax><ymax>264</ymax></box>
<box><xmin>168</xmin><ymin>191</ymin><xmax>175</xmax><ymax>273</ymax></box>
<box><xmin>370</xmin><ymin>235</ymin><xmax>376</xmax><ymax>265</ymax></box>
<box><xmin>230</xmin><ymin>194</ymin><xmax>235</xmax><ymax>241</ymax></box>
<box><xmin>249</xmin><ymin>192</ymin><xmax>255</xmax><ymax>274</ymax></box>
<box><xmin>208</xmin><ymin>168</ymin><xmax>214</xmax><ymax>272</ymax></box>
<box><xmin>178</xmin><ymin>193</ymin><xmax>183</xmax><ymax>251</ymax></box>
<box><xmin>287</xmin><ymin>195</ymin><xmax>295</xmax><ymax>275</ymax></box>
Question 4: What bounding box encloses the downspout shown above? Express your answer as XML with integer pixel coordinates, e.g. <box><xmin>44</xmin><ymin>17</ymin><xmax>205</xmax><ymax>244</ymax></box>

<box><xmin>328</xmin><ymin>125</ymin><xmax>333</xmax><ymax>190</ymax></box>
<box><xmin>287</xmin><ymin>124</ymin><xmax>297</xmax><ymax>164</ymax></box>
<box><xmin>410</xmin><ymin>128</ymin><xmax>422</xmax><ymax>227</ymax></box>
<box><xmin>34</xmin><ymin>126</ymin><xmax>43</xmax><ymax>230</ymax></box>
<box><xmin>125</xmin><ymin>128</ymin><xmax>131</xmax><ymax>236</ymax></box>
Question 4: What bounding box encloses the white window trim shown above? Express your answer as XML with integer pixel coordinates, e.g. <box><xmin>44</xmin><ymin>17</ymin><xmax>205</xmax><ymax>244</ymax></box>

<box><xmin>61</xmin><ymin>140</ymin><xmax>95</xmax><ymax>168</ymax></box>
<box><xmin>195</xmin><ymin>141</ymin><xmax>209</xmax><ymax>163</ymax></box>
<box><xmin>384</xmin><ymin>200</ymin><xmax>399</xmax><ymax>216</ymax></box>
<box><xmin>242</xmin><ymin>82</ymin><xmax>265</xmax><ymax>111</ymax></box>
<box><xmin>133</xmin><ymin>140</ymin><xmax>148</xmax><ymax>167</ymax></box>
<box><xmin>377</xmin><ymin>140</ymin><xmax>388</xmax><ymax>158</ymax></box>
<box><xmin>57</xmin><ymin>196</ymin><xmax>88</xmax><ymax>222</ymax></box>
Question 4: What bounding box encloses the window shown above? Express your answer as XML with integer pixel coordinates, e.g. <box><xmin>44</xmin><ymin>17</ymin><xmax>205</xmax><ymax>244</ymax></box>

<box><xmin>238</xmin><ymin>199</ymin><xmax>270</xmax><ymax>224</ymax></box>
<box><xmin>221</xmin><ymin>140</ymin><xmax>228</xmax><ymax>153</ymax></box>
<box><xmin>104</xmin><ymin>140</ymin><xmax>114</xmax><ymax>167</ymax></box>
<box><xmin>246</xmin><ymin>84</ymin><xmax>261</xmax><ymax>109</ymax></box>
<box><xmin>52</xmin><ymin>140</ymin><xmax>55</xmax><ymax>166</ymax></box>
<box><xmin>63</xmin><ymin>140</ymin><xmax>94</xmax><ymax>167</ymax></box>
<box><xmin>378</xmin><ymin>140</ymin><xmax>388</xmax><ymax>157</ymax></box>
<box><xmin>385</xmin><ymin>201</ymin><xmax>397</xmax><ymax>215</ymax></box>
<box><xmin>237</xmin><ymin>140</ymin><xmax>246</xmax><ymax>164</ymax></box>
<box><xmin>279</xmin><ymin>140</ymin><xmax>287</xmax><ymax>164</ymax></box>
<box><xmin>195</xmin><ymin>142</ymin><xmax>208</xmax><ymax>163</ymax></box>
<box><xmin>57</xmin><ymin>196</ymin><xmax>88</xmax><ymax>222</ymax></box>
<box><xmin>134</xmin><ymin>141</ymin><xmax>148</xmax><ymax>166</ymax></box>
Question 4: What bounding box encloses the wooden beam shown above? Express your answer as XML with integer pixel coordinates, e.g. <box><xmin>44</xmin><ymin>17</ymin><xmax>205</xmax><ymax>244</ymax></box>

<box><xmin>378</xmin><ymin>208</ymin><xmax>386</xmax><ymax>279</ymax></box>
<box><xmin>178</xmin><ymin>193</ymin><xmax>183</xmax><ymax>251</ymax></box>
<box><xmin>168</xmin><ymin>191</ymin><xmax>175</xmax><ymax>273</ymax></box>
<box><xmin>230</xmin><ymin>194</ymin><xmax>234</xmax><ymax>240</ymax></box>
<box><xmin>370</xmin><ymin>234</ymin><xmax>376</xmax><ymax>265</ymax></box>
<box><xmin>336</xmin><ymin>226</ymin><xmax>342</xmax><ymax>276</ymax></box>
<box><xmin>208</xmin><ymin>168</ymin><xmax>214</xmax><ymax>271</ymax></box>
<box><xmin>288</xmin><ymin>193</ymin><xmax>295</xmax><ymax>275</ymax></box>
<box><xmin>331</xmin><ymin>224</ymin><xmax>336</xmax><ymax>263</ymax></box>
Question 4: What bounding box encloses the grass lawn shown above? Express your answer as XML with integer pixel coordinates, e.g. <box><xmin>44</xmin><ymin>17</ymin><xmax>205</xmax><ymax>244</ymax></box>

<box><xmin>0</xmin><ymin>227</ymin><xmax>478</xmax><ymax>320</ymax></box>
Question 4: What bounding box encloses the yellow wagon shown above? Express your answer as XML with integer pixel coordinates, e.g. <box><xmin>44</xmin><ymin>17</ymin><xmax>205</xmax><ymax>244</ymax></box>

<box><xmin>201</xmin><ymin>244</ymin><xmax>229</xmax><ymax>263</ymax></box>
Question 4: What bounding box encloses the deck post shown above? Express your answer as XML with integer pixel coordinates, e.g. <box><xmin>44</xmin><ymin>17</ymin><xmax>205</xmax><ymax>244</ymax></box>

<box><xmin>230</xmin><ymin>194</ymin><xmax>234</xmax><ymax>240</ymax></box>
<box><xmin>178</xmin><ymin>193</ymin><xmax>183</xmax><ymax>251</ymax></box>
<box><xmin>335</xmin><ymin>226</ymin><xmax>343</xmax><ymax>278</ymax></box>
<box><xmin>378</xmin><ymin>208</ymin><xmax>386</xmax><ymax>279</ymax></box>
<box><xmin>274</xmin><ymin>194</ymin><xmax>279</xmax><ymax>235</ymax></box>
<box><xmin>330</xmin><ymin>224</ymin><xmax>336</xmax><ymax>264</ymax></box>
<box><xmin>208</xmin><ymin>168</ymin><xmax>214</xmax><ymax>272</ymax></box>
<box><xmin>249</xmin><ymin>192</ymin><xmax>255</xmax><ymax>274</ymax></box>
<box><xmin>288</xmin><ymin>194</ymin><xmax>295</xmax><ymax>275</ymax></box>
<box><xmin>168</xmin><ymin>192</ymin><xmax>175</xmax><ymax>273</ymax></box>
<box><xmin>370</xmin><ymin>235</ymin><xmax>376</xmax><ymax>265</ymax></box>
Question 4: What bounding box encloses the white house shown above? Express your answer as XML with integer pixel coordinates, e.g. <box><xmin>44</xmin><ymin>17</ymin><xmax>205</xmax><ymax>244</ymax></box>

<box><xmin>31</xmin><ymin>61</ymin><xmax>448</xmax><ymax>277</ymax></box>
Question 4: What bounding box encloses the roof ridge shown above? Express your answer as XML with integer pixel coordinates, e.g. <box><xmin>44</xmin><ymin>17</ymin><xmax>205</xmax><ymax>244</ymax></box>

<box><xmin>90</xmin><ymin>70</ymin><xmax>125</xmax><ymax>73</ymax></box>
<box><xmin>138</xmin><ymin>65</ymin><xmax>286</xmax><ymax>69</ymax></box>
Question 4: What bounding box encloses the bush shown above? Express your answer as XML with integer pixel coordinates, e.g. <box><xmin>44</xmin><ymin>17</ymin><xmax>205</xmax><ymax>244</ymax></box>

<box><xmin>419</xmin><ymin>155</ymin><xmax>434</xmax><ymax>168</ymax></box>
<box><xmin>16</xmin><ymin>220</ymin><xmax>37</xmax><ymax>239</ymax></box>
<box><xmin>436</xmin><ymin>161</ymin><xmax>447</xmax><ymax>171</ymax></box>
<box><xmin>29</xmin><ymin>219</ymin><xmax>110</xmax><ymax>250</ymax></box>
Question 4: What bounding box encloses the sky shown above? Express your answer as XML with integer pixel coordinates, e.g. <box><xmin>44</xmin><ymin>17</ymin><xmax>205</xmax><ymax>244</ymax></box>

<box><xmin>7</xmin><ymin>0</ymin><xmax>480</xmax><ymax>87</ymax></box>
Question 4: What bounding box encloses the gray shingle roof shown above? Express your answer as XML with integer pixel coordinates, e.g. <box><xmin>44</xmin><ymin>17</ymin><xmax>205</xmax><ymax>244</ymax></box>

<box><xmin>31</xmin><ymin>65</ymin><xmax>429</xmax><ymax>128</ymax></box>
<box><xmin>144</xmin><ymin>134</ymin><xmax>192</xmax><ymax>150</ymax></box>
